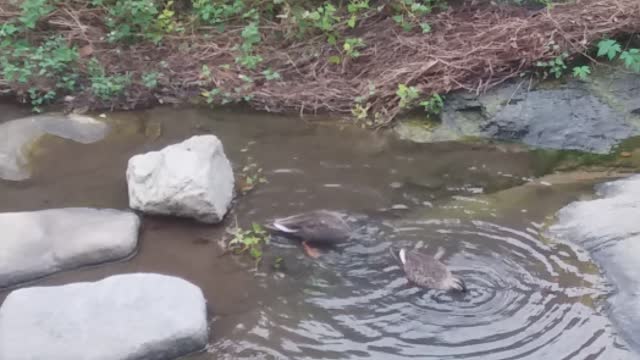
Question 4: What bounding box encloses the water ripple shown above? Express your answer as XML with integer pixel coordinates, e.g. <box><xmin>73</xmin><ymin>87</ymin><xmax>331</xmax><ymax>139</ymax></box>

<box><xmin>209</xmin><ymin>217</ymin><xmax>632</xmax><ymax>359</ymax></box>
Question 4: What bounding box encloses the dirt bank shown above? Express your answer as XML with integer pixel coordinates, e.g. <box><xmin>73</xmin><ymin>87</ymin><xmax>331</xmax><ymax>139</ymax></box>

<box><xmin>1</xmin><ymin>0</ymin><xmax>639</xmax><ymax>124</ymax></box>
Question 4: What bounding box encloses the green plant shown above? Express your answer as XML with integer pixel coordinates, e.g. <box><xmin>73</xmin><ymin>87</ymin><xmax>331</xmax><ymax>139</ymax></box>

<box><xmin>87</xmin><ymin>59</ymin><xmax>131</xmax><ymax>99</ymax></box>
<box><xmin>351</xmin><ymin>103</ymin><xmax>370</xmax><ymax>120</ymax></box>
<box><xmin>141</xmin><ymin>71</ymin><xmax>159</xmax><ymax>88</ymax></box>
<box><xmin>156</xmin><ymin>0</ymin><xmax>182</xmax><ymax>34</ymax></box>
<box><xmin>235</xmin><ymin>21</ymin><xmax>263</xmax><ymax>69</ymax></box>
<box><xmin>596</xmin><ymin>39</ymin><xmax>640</xmax><ymax>72</ymax></box>
<box><xmin>396</xmin><ymin>83</ymin><xmax>420</xmax><ymax>108</ymax></box>
<box><xmin>391</xmin><ymin>0</ymin><xmax>445</xmax><ymax>31</ymax></box>
<box><xmin>620</xmin><ymin>48</ymin><xmax>640</xmax><ymax>72</ymax></box>
<box><xmin>0</xmin><ymin>35</ymin><xmax>78</xmax><ymax>111</ymax></box>
<box><xmin>343</xmin><ymin>37</ymin><xmax>365</xmax><ymax>58</ymax></box>
<box><xmin>596</xmin><ymin>39</ymin><xmax>622</xmax><ymax>61</ymax></box>
<box><xmin>303</xmin><ymin>3</ymin><xmax>339</xmax><ymax>33</ymax></box>
<box><xmin>227</xmin><ymin>222</ymin><xmax>270</xmax><ymax>266</ymax></box>
<box><xmin>347</xmin><ymin>0</ymin><xmax>370</xmax><ymax>28</ymax></box>
<box><xmin>106</xmin><ymin>0</ymin><xmax>162</xmax><ymax>43</ymax></box>
<box><xmin>572</xmin><ymin>65</ymin><xmax>591</xmax><ymax>80</ymax></box>
<box><xmin>420</xmin><ymin>93</ymin><xmax>444</xmax><ymax>115</ymax></box>
<box><xmin>238</xmin><ymin>160</ymin><xmax>267</xmax><ymax>194</ymax></box>
<box><xmin>535</xmin><ymin>52</ymin><xmax>568</xmax><ymax>78</ymax></box>
<box><xmin>262</xmin><ymin>68</ymin><xmax>281</xmax><ymax>81</ymax></box>
<box><xmin>19</xmin><ymin>0</ymin><xmax>56</xmax><ymax>29</ymax></box>
<box><xmin>193</xmin><ymin>0</ymin><xmax>246</xmax><ymax>25</ymax></box>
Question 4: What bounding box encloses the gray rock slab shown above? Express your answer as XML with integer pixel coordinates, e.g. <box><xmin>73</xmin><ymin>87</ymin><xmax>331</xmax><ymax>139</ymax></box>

<box><xmin>549</xmin><ymin>174</ymin><xmax>640</xmax><ymax>352</ymax></box>
<box><xmin>0</xmin><ymin>273</ymin><xmax>208</xmax><ymax>360</ymax></box>
<box><xmin>395</xmin><ymin>66</ymin><xmax>640</xmax><ymax>154</ymax></box>
<box><xmin>0</xmin><ymin>208</ymin><xmax>139</xmax><ymax>288</ymax></box>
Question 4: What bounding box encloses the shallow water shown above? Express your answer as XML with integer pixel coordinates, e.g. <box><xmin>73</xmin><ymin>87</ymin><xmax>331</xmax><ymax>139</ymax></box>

<box><xmin>0</xmin><ymin>104</ymin><xmax>636</xmax><ymax>359</ymax></box>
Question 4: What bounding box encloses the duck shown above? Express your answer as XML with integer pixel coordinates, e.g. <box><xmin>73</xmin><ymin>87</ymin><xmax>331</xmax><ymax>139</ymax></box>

<box><xmin>394</xmin><ymin>247</ymin><xmax>466</xmax><ymax>292</ymax></box>
<box><xmin>264</xmin><ymin>210</ymin><xmax>352</xmax><ymax>258</ymax></box>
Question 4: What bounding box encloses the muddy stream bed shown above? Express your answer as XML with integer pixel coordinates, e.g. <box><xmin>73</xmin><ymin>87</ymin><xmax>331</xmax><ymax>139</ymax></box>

<box><xmin>0</xmin><ymin>104</ymin><xmax>636</xmax><ymax>359</ymax></box>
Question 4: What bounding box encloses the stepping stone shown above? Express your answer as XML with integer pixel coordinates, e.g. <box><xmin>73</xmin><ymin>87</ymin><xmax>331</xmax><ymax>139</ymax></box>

<box><xmin>0</xmin><ymin>273</ymin><xmax>208</xmax><ymax>360</ymax></box>
<box><xmin>0</xmin><ymin>208</ymin><xmax>139</xmax><ymax>288</ymax></box>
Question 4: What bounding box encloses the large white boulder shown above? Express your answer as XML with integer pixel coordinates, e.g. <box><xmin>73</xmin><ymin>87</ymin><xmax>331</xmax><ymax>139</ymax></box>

<box><xmin>0</xmin><ymin>273</ymin><xmax>209</xmax><ymax>360</ymax></box>
<box><xmin>0</xmin><ymin>208</ymin><xmax>139</xmax><ymax>288</ymax></box>
<box><xmin>0</xmin><ymin>113</ymin><xmax>109</xmax><ymax>181</ymax></box>
<box><xmin>126</xmin><ymin>135</ymin><xmax>234</xmax><ymax>223</ymax></box>
<box><xmin>549</xmin><ymin>174</ymin><xmax>640</xmax><ymax>352</ymax></box>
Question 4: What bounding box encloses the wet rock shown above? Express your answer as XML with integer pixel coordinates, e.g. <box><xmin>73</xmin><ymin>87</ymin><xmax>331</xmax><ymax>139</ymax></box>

<box><xmin>549</xmin><ymin>174</ymin><xmax>640</xmax><ymax>352</ymax></box>
<box><xmin>126</xmin><ymin>134</ymin><xmax>234</xmax><ymax>223</ymax></box>
<box><xmin>0</xmin><ymin>273</ymin><xmax>208</xmax><ymax>360</ymax></box>
<box><xmin>0</xmin><ymin>208</ymin><xmax>139</xmax><ymax>288</ymax></box>
<box><xmin>0</xmin><ymin>113</ymin><xmax>109</xmax><ymax>181</ymax></box>
<box><xmin>395</xmin><ymin>67</ymin><xmax>640</xmax><ymax>154</ymax></box>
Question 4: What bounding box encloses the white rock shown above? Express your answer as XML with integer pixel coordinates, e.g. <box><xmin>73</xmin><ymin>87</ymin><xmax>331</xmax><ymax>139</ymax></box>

<box><xmin>0</xmin><ymin>208</ymin><xmax>139</xmax><ymax>288</ymax></box>
<box><xmin>0</xmin><ymin>113</ymin><xmax>108</xmax><ymax>181</ymax></box>
<box><xmin>0</xmin><ymin>273</ymin><xmax>208</xmax><ymax>360</ymax></box>
<box><xmin>549</xmin><ymin>174</ymin><xmax>640</xmax><ymax>352</ymax></box>
<box><xmin>126</xmin><ymin>135</ymin><xmax>234</xmax><ymax>223</ymax></box>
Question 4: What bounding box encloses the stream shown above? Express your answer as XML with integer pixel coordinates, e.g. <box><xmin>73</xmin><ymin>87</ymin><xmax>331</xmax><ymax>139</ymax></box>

<box><xmin>0</xmin><ymin>104</ymin><xmax>635</xmax><ymax>359</ymax></box>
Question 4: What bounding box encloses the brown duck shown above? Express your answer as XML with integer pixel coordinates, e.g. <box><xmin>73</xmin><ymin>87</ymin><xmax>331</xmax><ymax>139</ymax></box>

<box><xmin>264</xmin><ymin>210</ymin><xmax>352</xmax><ymax>258</ymax></box>
<box><xmin>396</xmin><ymin>247</ymin><xmax>466</xmax><ymax>292</ymax></box>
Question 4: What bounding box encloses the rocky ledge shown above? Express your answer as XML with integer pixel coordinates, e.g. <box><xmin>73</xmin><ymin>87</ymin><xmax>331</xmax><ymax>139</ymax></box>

<box><xmin>549</xmin><ymin>174</ymin><xmax>640</xmax><ymax>352</ymax></box>
<box><xmin>395</xmin><ymin>66</ymin><xmax>640</xmax><ymax>154</ymax></box>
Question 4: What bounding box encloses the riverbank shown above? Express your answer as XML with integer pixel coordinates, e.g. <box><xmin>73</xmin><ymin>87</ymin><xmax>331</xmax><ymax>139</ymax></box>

<box><xmin>1</xmin><ymin>0</ymin><xmax>639</xmax><ymax>125</ymax></box>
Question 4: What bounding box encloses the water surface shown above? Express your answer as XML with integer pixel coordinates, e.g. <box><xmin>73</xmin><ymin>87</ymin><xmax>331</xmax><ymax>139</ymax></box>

<box><xmin>0</xmin><ymin>104</ymin><xmax>634</xmax><ymax>359</ymax></box>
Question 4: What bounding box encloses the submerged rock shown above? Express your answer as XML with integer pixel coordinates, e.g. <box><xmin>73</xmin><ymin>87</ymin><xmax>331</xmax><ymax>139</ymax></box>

<box><xmin>549</xmin><ymin>174</ymin><xmax>640</xmax><ymax>352</ymax></box>
<box><xmin>395</xmin><ymin>67</ymin><xmax>640</xmax><ymax>154</ymax></box>
<box><xmin>0</xmin><ymin>208</ymin><xmax>139</xmax><ymax>288</ymax></box>
<box><xmin>0</xmin><ymin>113</ymin><xmax>109</xmax><ymax>181</ymax></box>
<box><xmin>126</xmin><ymin>134</ymin><xmax>234</xmax><ymax>223</ymax></box>
<box><xmin>0</xmin><ymin>273</ymin><xmax>208</xmax><ymax>360</ymax></box>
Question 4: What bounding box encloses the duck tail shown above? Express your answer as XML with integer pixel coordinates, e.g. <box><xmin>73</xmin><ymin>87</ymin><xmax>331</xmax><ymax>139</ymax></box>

<box><xmin>388</xmin><ymin>246</ymin><xmax>403</xmax><ymax>263</ymax></box>
<box><xmin>450</xmin><ymin>276</ymin><xmax>467</xmax><ymax>292</ymax></box>
<box><xmin>273</xmin><ymin>222</ymin><xmax>297</xmax><ymax>233</ymax></box>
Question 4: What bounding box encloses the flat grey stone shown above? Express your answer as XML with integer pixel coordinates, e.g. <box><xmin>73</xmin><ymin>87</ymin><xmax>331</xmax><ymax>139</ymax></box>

<box><xmin>0</xmin><ymin>113</ymin><xmax>109</xmax><ymax>181</ymax></box>
<box><xmin>549</xmin><ymin>174</ymin><xmax>640</xmax><ymax>352</ymax></box>
<box><xmin>0</xmin><ymin>208</ymin><xmax>139</xmax><ymax>288</ymax></box>
<box><xmin>0</xmin><ymin>273</ymin><xmax>208</xmax><ymax>360</ymax></box>
<box><xmin>126</xmin><ymin>134</ymin><xmax>234</xmax><ymax>223</ymax></box>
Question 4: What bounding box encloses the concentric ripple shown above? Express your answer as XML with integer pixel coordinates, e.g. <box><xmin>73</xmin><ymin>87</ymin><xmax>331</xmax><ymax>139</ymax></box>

<box><xmin>208</xmin><ymin>217</ymin><xmax>634</xmax><ymax>359</ymax></box>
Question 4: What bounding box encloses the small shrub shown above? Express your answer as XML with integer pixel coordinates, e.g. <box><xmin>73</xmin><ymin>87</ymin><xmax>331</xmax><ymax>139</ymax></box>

<box><xmin>87</xmin><ymin>59</ymin><xmax>131</xmax><ymax>99</ymax></box>
<box><xmin>396</xmin><ymin>83</ymin><xmax>420</xmax><ymax>108</ymax></box>
<box><xmin>227</xmin><ymin>222</ymin><xmax>270</xmax><ymax>266</ymax></box>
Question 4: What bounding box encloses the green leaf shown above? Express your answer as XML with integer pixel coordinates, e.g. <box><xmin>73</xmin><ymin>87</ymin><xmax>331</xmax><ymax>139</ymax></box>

<box><xmin>620</xmin><ymin>49</ymin><xmax>640</xmax><ymax>72</ymax></box>
<box><xmin>420</xmin><ymin>23</ymin><xmax>431</xmax><ymax>33</ymax></box>
<box><xmin>249</xmin><ymin>247</ymin><xmax>262</xmax><ymax>259</ymax></box>
<box><xmin>597</xmin><ymin>39</ymin><xmax>622</xmax><ymax>61</ymax></box>
<box><xmin>571</xmin><ymin>65</ymin><xmax>591</xmax><ymax>80</ymax></box>
<box><xmin>328</xmin><ymin>55</ymin><xmax>341</xmax><ymax>64</ymax></box>
<box><xmin>347</xmin><ymin>15</ymin><xmax>357</xmax><ymax>28</ymax></box>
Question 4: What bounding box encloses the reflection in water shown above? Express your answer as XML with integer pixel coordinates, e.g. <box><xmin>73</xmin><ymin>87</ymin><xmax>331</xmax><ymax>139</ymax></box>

<box><xmin>0</xmin><ymin>104</ymin><xmax>635</xmax><ymax>359</ymax></box>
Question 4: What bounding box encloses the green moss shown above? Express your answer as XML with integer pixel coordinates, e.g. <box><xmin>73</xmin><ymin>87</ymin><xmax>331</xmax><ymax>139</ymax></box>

<box><xmin>528</xmin><ymin>137</ymin><xmax>640</xmax><ymax>175</ymax></box>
